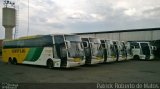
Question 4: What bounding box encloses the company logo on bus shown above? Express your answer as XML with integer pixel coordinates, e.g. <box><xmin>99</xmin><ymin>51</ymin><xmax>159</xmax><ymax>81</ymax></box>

<box><xmin>12</xmin><ymin>49</ymin><xmax>26</xmax><ymax>53</ymax></box>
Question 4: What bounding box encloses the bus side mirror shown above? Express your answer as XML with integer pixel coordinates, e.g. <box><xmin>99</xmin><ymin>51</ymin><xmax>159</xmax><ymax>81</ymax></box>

<box><xmin>82</xmin><ymin>41</ymin><xmax>89</xmax><ymax>48</ymax></box>
<box><xmin>65</xmin><ymin>41</ymin><xmax>71</xmax><ymax>48</ymax></box>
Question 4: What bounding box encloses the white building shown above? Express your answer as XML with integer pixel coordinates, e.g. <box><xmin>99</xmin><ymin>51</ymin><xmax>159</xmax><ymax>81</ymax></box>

<box><xmin>76</xmin><ymin>28</ymin><xmax>160</xmax><ymax>41</ymax></box>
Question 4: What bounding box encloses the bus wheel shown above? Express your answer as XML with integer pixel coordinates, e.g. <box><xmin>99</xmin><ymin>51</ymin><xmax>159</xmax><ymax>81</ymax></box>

<box><xmin>8</xmin><ymin>57</ymin><xmax>13</xmax><ymax>64</ymax></box>
<box><xmin>13</xmin><ymin>58</ymin><xmax>17</xmax><ymax>65</ymax></box>
<box><xmin>47</xmin><ymin>59</ymin><xmax>53</xmax><ymax>69</ymax></box>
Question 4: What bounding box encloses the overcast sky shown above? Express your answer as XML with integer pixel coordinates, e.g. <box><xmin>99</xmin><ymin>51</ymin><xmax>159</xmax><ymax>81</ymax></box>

<box><xmin>0</xmin><ymin>0</ymin><xmax>160</xmax><ymax>39</ymax></box>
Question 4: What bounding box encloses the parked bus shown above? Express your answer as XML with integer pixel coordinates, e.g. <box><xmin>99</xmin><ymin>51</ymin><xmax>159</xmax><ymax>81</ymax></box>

<box><xmin>82</xmin><ymin>37</ymin><xmax>104</xmax><ymax>65</ymax></box>
<box><xmin>113</xmin><ymin>41</ymin><xmax>127</xmax><ymax>61</ymax></box>
<box><xmin>2</xmin><ymin>34</ymin><xmax>84</xmax><ymax>68</ymax></box>
<box><xmin>100</xmin><ymin>40</ymin><xmax>117</xmax><ymax>63</ymax></box>
<box><xmin>129</xmin><ymin>41</ymin><xmax>155</xmax><ymax>60</ymax></box>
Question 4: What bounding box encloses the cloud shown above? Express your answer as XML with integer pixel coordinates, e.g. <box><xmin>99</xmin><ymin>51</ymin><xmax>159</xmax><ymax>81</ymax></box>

<box><xmin>0</xmin><ymin>0</ymin><xmax>160</xmax><ymax>39</ymax></box>
<box><xmin>124</xmin><ymin>8</ymin><xmax>136</xmax><ymax>16</ymax></box>
<box><xmin>66</xmin><ymin>10</ymin><xmax>106</xmax><ymax>22</ymax></box>
<box><xmin>142</xmin><ymin>6</ymin><xmax>160</xmax><ymax>18</ymax></box>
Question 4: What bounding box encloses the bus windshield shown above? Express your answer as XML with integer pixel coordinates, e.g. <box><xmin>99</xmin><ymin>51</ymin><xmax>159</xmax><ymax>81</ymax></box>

<box><xmin>89</xmin><ymin>38</ymin><xmax>103</xmax><ymax>57</ymax></box>
<box><xmin>65</xmin><ymin>35</ymin><xmax>84</xmax><ymax>58</ymax></box>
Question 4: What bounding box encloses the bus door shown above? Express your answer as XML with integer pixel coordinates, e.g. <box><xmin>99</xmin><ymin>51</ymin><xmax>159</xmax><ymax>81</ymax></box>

<box><xmin>121</xmin><ymin>42</ymin><xmax>127</xmax><ymax>60</ymax></box>
<box><xmin>100</xmin><ymin>40</ymin><xmax>107</xmax><ymax>63</ymax></box>
<box><xmin>110</xmin><ymin>43</ymin><xmax>116</xmax><ymax>61</ymax></box>
<box><xmin>82</xmin><ymin>38</ymin><xmax>91</xmax><ymax>64</ymax></box>
<box><xmin>125</xmin><ymin>42</ymin><xmax>132</xmax><ymax>59</ymax></box>
<box><xmin>113</xmin><ymin>42</ymin><xmax>119</xmax><ymax>61</ymax></box>
<box><xmin>90</xmin><ymin>38</ymin><xmax>103</xmax><ymax>63</ymax></box>
<box><xmin>54</xmin><ymin>35</ymin><xmax>67</xmax><ymax>67</ymax></box>
<box><xmin>117</xmin><ymin>42</ymin><xmax>124</xmax><ymax>61</ymax></box>
<box><xmin>140</xmin><ymin>43</ymin><xmax>150</xmax><ymax>59</ymax></box>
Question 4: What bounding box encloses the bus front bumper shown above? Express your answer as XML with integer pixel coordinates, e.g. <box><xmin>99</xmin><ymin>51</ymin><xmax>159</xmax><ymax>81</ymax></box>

<box><xmin>106</xmin><ymin>57</ymin><xmax>116</xmax><ymax>62</ymax></box>
<box><xmin>127</xmin><ymin>55</ymin><xmax>132</xmax><ymax>60</ymax></box>
<box><xmin>140</xmin><ymin>55</ymin><xmax>154</xmax><ymax>60</ymax></box>
<box><xmin>80</xmin><ymin>59</ymin><xmax>85</xmax><ymax>65</ymax></box>
<box><xmin>66</xmin><ymin>61</ymin><xmax>81</xmax><ymax>68</ymax></box>
<box><xmin>91</xmin><ymin>58</ymin><xmax>103</xmax><ymax>64</ymax></box>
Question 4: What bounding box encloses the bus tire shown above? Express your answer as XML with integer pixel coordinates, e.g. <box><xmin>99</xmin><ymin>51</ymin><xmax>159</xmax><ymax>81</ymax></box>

<box><xmin>47</xmin><ymin>59</ymin><xmax>54</xmax><ymax>69</ymax></box>
<box><xmin>134</xmin><ymin>55</ymin><xmax>140</xmax><ymax>60</ymax></box>
<box><xmin>8</xmin><ymin>57</ymin><xmax>13</xmax><ymax>64</ymax></box>
<box><xmin>12</xmin><ymin>58</ymin><xmax>17</xmax><ymax>65</ymax></box>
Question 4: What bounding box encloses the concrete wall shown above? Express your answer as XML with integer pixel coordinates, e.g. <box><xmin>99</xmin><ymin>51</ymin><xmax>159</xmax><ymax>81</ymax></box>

<box><xmin>153</xmin><ymin>30</ymin><xmax>160</xmax><ymax>40</ymax></box>
<box><xmin>78</xmin><ymin>30</ymin><xmax>160</xmax><ymax>41</ymax></box>
<box><xmin>119</xmin><ymin>31</ymin><xmax>152</xmax><ymax>41</ymax></box>
<box><xmin>95</xmin><ymin>33</ymin><xmax>120</xmax><ymax>40</ymax></box>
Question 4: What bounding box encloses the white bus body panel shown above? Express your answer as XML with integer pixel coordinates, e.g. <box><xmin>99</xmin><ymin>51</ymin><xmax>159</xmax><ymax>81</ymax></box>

<box><xmin>107</xmin><ymin>57</ymin><xmax>116</xmax><ymax>62</ymax></box>
<box><xmin>22</xmin><ymin>47</ymin><xmax>60</xmax><ymax>67</ymax></box>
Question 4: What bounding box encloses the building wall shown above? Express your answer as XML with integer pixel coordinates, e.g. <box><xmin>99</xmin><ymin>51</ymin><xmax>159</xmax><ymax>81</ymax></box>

<box><xmin>120</xmin><ymin>31</ymin><xmax>152</xmax><ymax>41</ymax></box>
<box><xmin>78</xmin><ymin>30</ymin><xmax>160</xmax><ymax>41</ymax></box>
<box><xmin>153</xmin><ymin>30</ymin><xmax>160</xmax><ymax>40</ymax></box>
<box><xmin>95</xmin><ymin>33</ymin><xmax>120</xmax><ymax>40</ymax></box>
<box><xmin>79</xmin><ymin>34</ymin><xmax>95</xmax><ymax>38</ymax></box>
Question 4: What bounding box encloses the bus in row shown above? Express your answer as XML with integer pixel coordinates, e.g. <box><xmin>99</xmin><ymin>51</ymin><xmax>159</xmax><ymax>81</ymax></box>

<box><xmin>100</xmin><ymin>40</ymin><xmax>132</xmax><ymax>63</ymax></box>
<box><xmin>128</xmin><ymin>41</ymin><xmax>155</xmax><ymax>60</ymax></box>
<box><xmin>2</xmin><ymin>34</ymin><xmax>156</xmax><ymax>68</ymax></box>
<box><xmin>2</xmin><ymin>34</ymin><xmax>84</xmax><ymax>68</ymax></box>
<box><xmin>81</xmin><ymin>37</ymin><xmax>104</xmax><ymax>65</ymax></box>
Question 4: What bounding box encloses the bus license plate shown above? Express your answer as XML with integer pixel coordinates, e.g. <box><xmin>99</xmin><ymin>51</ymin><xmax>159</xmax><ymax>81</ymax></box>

<box><xmin>74</xmin><ymin>58</ymin><xmax>80</xmax><ymax>62</ymax></box>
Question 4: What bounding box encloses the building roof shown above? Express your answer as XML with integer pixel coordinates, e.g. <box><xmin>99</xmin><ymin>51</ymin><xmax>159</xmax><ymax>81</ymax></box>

<box><xmin>75</xmin><ymin>27</ymin><xmax>160</xmax><ymax>35</ymax></box>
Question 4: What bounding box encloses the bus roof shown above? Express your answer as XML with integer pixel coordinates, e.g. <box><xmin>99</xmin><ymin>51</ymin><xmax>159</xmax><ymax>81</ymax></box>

<box><xmin>4</xmin><ymin>35</ymin><xmax>45</xmax><ymax>42</ymax></box>
<box><xmin>4</xmin><ymin>34</ymin><xmax>78</xmax><ymax>42</ymax></box>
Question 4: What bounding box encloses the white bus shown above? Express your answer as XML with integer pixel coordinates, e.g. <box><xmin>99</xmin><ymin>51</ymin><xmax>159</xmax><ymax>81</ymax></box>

<box><xmin>129</xmin><ymin>41</ymin><xmax>155</xmax><ymax>60</ymax></box>
<box><xmin>100</xmin><ymin>40</ymin><xmax>117</xmax><ymax>63</ymax></box>
<box><xmin>82</xmin><ymin>37</ymin><xmax>104</xmax><ymax>65</ymax></box>
<box><xmin>2</xmin><ymin>34</ymin><xmax>84</xmax><ymax>68</ymax></box>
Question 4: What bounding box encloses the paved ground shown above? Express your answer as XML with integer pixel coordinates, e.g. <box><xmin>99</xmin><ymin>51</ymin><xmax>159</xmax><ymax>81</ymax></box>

<box><xmin>0</xmin><ymin>57</ymin><xmax>160</xmax><ymax>83</ymax></box>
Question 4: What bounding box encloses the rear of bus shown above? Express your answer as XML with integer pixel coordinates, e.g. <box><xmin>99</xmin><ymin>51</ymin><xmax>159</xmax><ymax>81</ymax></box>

<box><xmin>130</xmin><ymin>42</ymin><xmax>154</xmax><ymax>60</ymax></box>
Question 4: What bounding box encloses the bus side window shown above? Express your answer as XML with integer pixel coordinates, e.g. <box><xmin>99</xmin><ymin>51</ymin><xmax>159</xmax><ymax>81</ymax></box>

<box><xmin>83</xmin><ymin>41</ymin><xmax>89</xmax><ymax>48</ymax></box>
<box><xmin>131</xmin><ymin>45</ymin><xmax>134</xmax><ymax>49</ymax></box>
